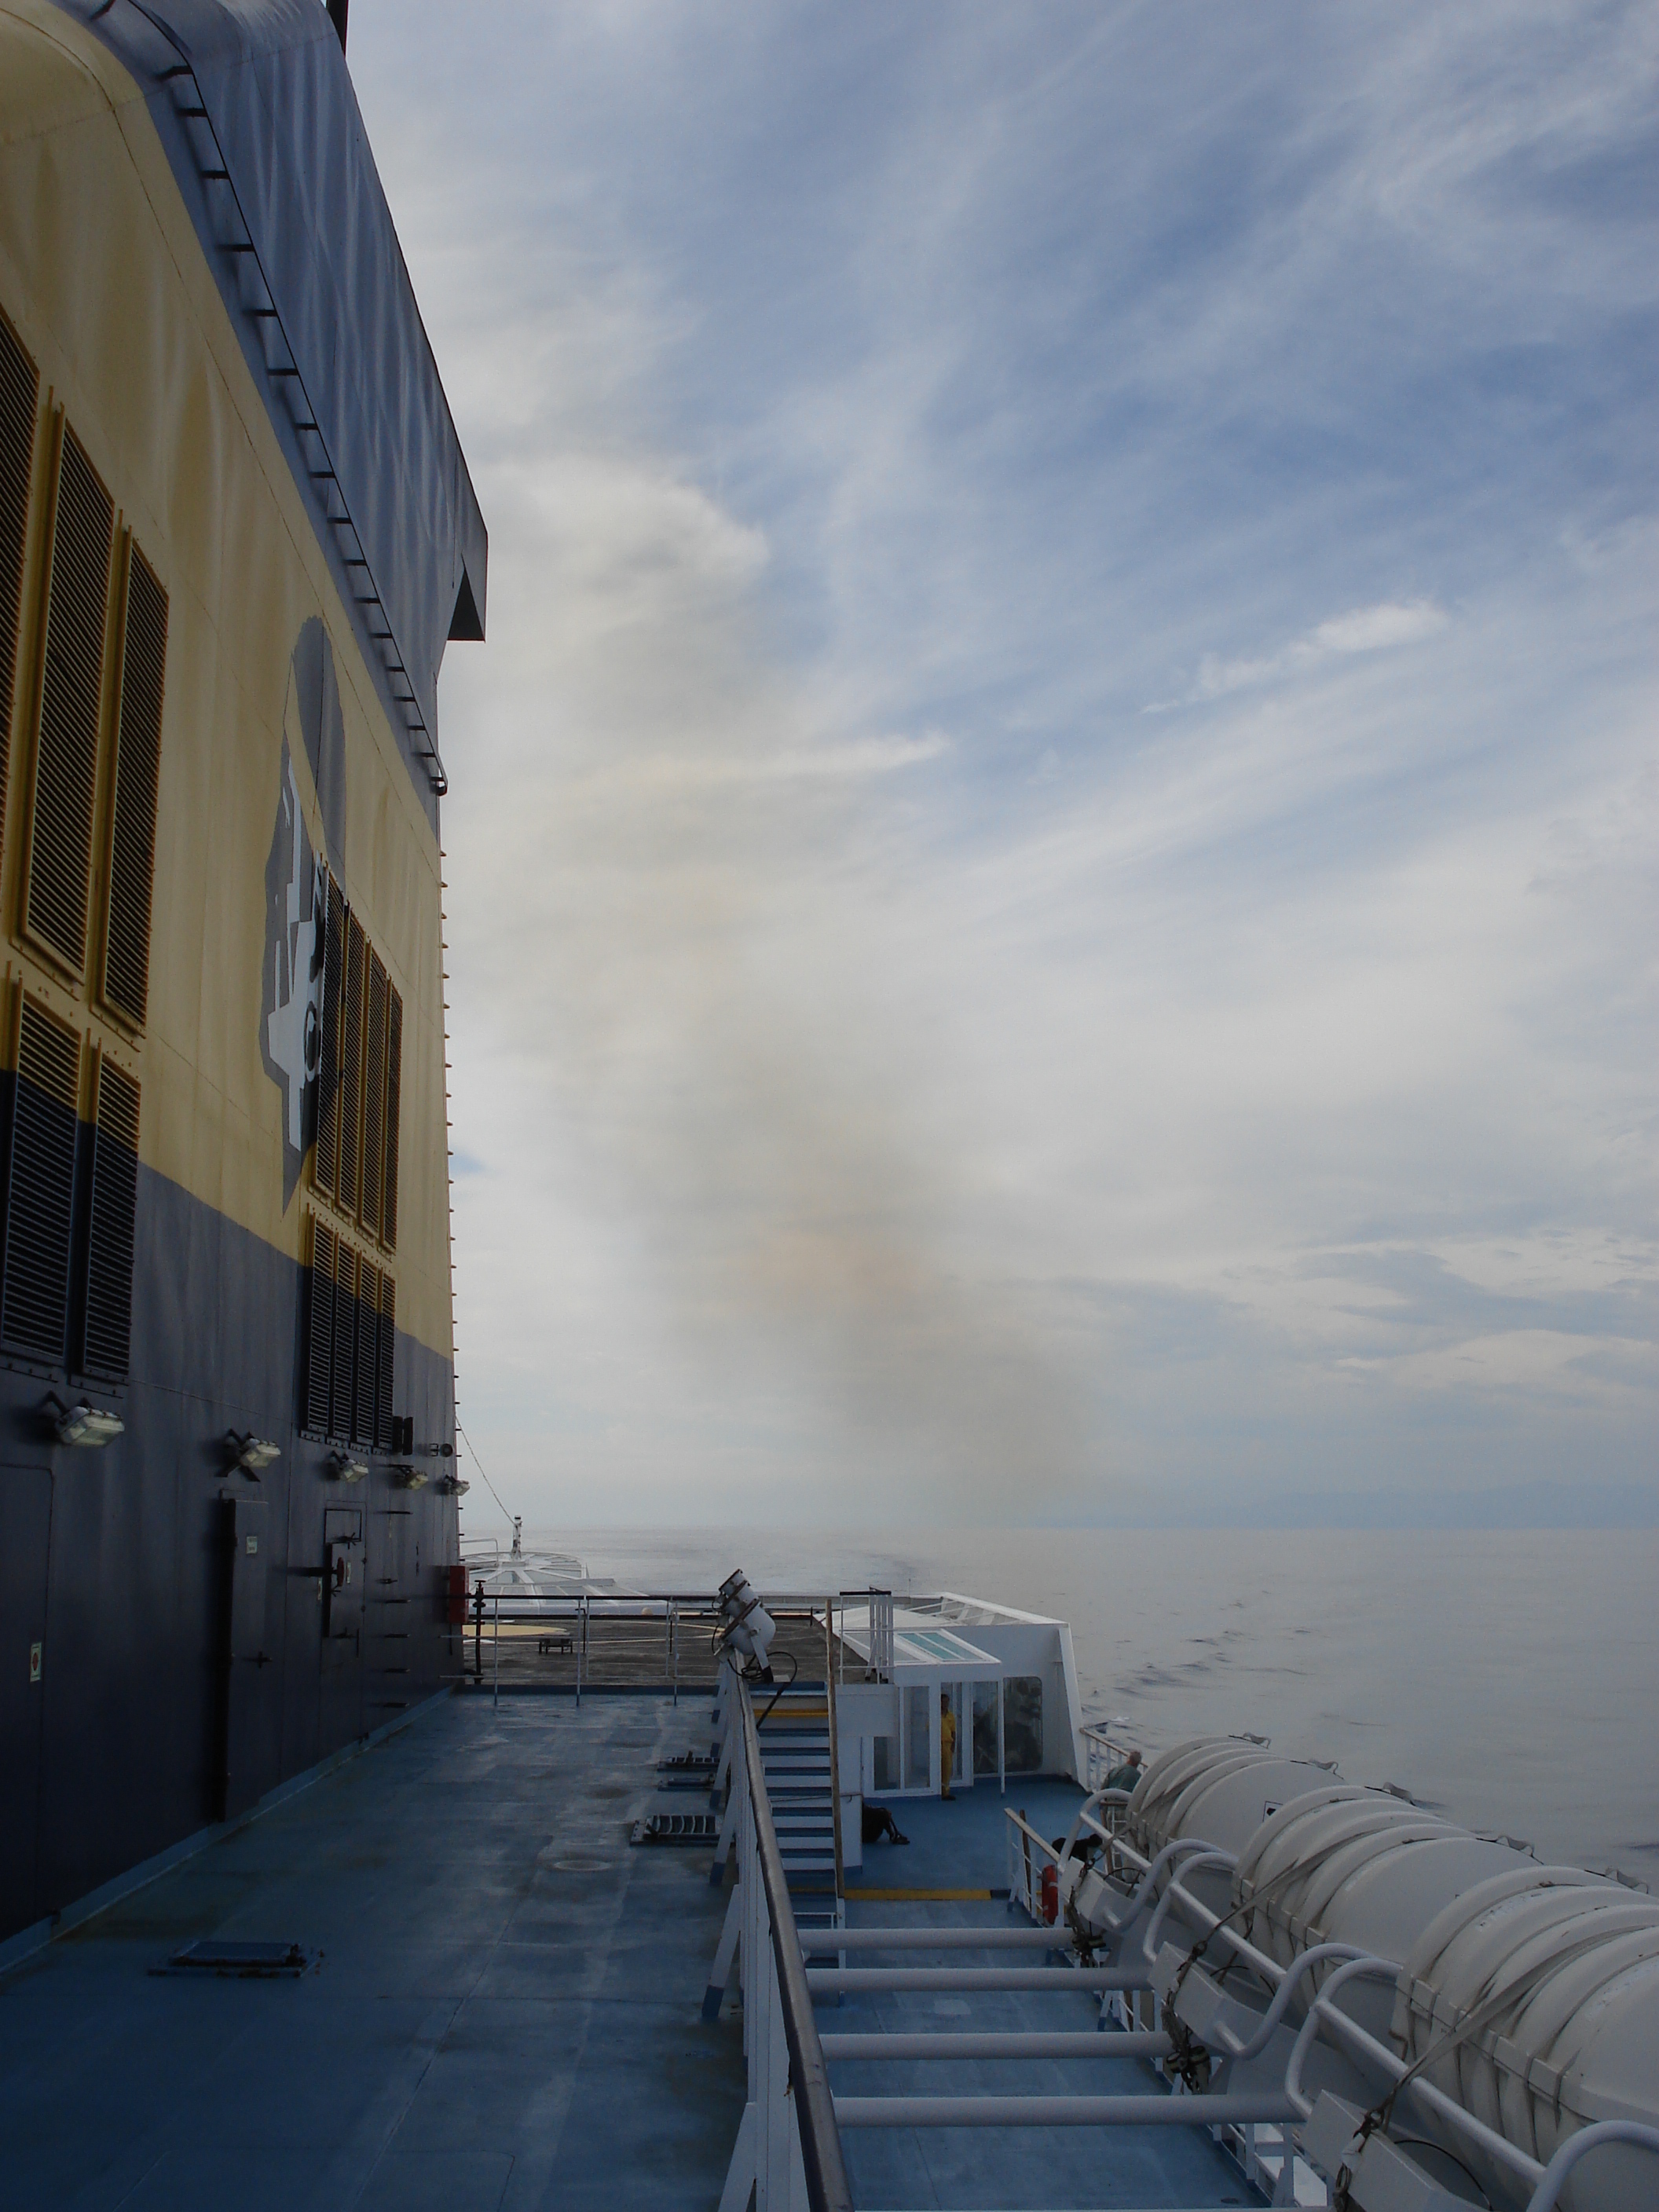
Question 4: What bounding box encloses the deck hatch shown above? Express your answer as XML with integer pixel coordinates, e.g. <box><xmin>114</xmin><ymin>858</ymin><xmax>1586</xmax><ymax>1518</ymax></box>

<box><xmin>153</xmin><ymin>1939</ymin><xmax>312</xmax><ymax>1978</ymax></box>
<box><xmin>2</xmin><ymin>994</ymin><xmax>81</xmax><ymax>1360</ymax></box>
<box><xmin>26</xmin><ymin>424</ymin><xmax>112</xmax><ymax>976</ymax></box>
<box><xmin>101</xmin><ymin>544</ymin><xmax>167</xmax><ymax>1027</ymax></box>
<box><xmin>80</xmin><ymin>1057</ymin><xmax>139</xmax><ymax>1376</ymax></box>
<box><xmin>0</xmin><ymin>307</ymin><xmax>38</xmax><ymax>848</ymax></box>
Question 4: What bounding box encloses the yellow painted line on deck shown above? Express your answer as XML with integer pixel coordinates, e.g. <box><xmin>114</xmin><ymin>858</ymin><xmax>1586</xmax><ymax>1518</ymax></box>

<box><xmin>847</xmin><ymin>1888</ymin><xmax>994</xmax><ymax>1902</ymax></box>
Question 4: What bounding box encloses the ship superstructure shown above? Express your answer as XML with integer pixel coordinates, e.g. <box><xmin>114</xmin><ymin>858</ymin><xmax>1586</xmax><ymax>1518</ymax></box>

<box><xmin>0</xmin><ymin>0</ymin><xmax>482</xmax><ymax>1949</ymax></box>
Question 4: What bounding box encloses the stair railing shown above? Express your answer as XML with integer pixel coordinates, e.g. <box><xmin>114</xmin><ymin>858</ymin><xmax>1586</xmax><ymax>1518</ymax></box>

<box><xmin>823</xmin><ymin>1602</ymin><xmax>844</xmax><ymax>1904</ymax></box>
<box><xmin>716</xmin><ymin>1662</ymin><xmax>853</xmax><ymax>2212</ymax></box>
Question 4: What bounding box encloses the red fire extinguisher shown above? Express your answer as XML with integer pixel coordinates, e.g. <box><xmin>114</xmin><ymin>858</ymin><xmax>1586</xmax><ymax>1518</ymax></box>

<box><xmin>1040</xmin><ymin>1863</ymin><xmax>1060</xmax><ymax>1925</ymax></box>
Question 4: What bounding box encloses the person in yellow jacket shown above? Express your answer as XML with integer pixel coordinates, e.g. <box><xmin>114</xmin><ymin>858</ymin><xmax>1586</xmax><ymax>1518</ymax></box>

<box><xmin>939</xmin><ymin>1694</ymin><xmax>957</xmax><ymax>1800</ymax></box>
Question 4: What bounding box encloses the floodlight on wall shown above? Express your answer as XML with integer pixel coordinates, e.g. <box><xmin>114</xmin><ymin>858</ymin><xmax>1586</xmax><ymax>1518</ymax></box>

<box><xmin>226</xmin><ymin>1430</ymin><xmax>281</xmax><ymax>1478</ymax></box>
<box><xmin>45</xmin><ymin>1395</ymin><xmax>124</xmax><ymax>1448</ymax></box>
<box><xmin>394</xmin><ymin>1465</ymin><xmax>430</xmax><ymax>1491</ymax></box>
<box><xmin>436</xmin><ymin>1475</ymin><xmax>470</xmax><ymax>1496</ymax></box>
<box><xmin>330</xmin><ymin>1454</ymin><xmax>369</xmax><ymax>1484</ymax></box>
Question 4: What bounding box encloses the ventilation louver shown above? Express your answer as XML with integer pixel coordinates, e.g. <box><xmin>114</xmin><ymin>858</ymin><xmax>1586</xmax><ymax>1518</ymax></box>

<box><xmin>101</xmin><ymin>545</ymin><xmax>167</xmax><ymax>1027</ymax></box>
<box><xmin>360</xmin><ymin>950</ymin><xmax>387</xmax><ymax>1241</ymax></box>
<box><xmin>330</xmin><ymin>1242</ymin><xmax>357</xmax><ymax>1441</ymax></box>
<box><xmin>82</xmin><ymin>1058</ymin><xmax>140</xmax><ymax>1375</ymax></box>
<box><xmin>381</xmin><ymin>986</ymin><xmax>401</xmax><ymax>1254</ymax></box>
<box><xmin>2</xmin><ymin>994</ymin><xmax>81</xmax><ymax>1359</ymax></box>
<box><xmin>305</xmin><ymin>1218</ymin><xmax>337</xmax><ymax>1434</ymax></box>
<box><xmin>0</xmin><ymin>309</ymin><xmax>38</xmax><ymax>848</ymax></box>
<box><xmin>313</xmin><ymin>873</ymin><xmax>345</xmax><ymax>1198</ymax></box>
<box><xmin>337</xmin><ymin>910</ymin><xmax>365</xmax><ymax>1215</ymax></box>
<box><xmin>375</xmin><ymin>1277</ymin><xmax>395</xmax><ymax>1450</ymax></box>
<box><xmin>26</xmin><ymin>425</ymin><xmax>112</xmax><ymax>975</ymax></box>
<box><xmin>353</xmin><ymin>1258</ymin><xmax>379</xmax><ymax>1445</ymax></box>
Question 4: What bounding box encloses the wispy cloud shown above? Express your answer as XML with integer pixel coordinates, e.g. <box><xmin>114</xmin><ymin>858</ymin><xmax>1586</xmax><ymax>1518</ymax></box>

<box><xmin>1180</xmin><ymin>599</ymin><xmax>1450</xmax><ymax>706</ymax></box>
<box><xmin>355</xmin><ymin>0</ymin><xmax>1659</xmax><ymax>1528</ymax></box>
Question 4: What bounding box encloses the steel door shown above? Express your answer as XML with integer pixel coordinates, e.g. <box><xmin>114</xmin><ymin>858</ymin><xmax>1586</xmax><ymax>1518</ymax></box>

<box><xmin>319</xmin><ymin>1502</ymin><xmax>364</xmax><ymax>1750</ymax></box>
<box><xmin>0</xmin><ymin>1467</ymin><xmax>53</xmax><ymax>1939</ymax></box>
<box><xmin>216</xmin><ymin>1493</ymin><xmax>272</xmax><ymax>1820</ymax></box>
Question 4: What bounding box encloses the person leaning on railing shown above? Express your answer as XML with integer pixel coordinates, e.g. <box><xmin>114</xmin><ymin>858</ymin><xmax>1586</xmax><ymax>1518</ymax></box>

<box><xmin>1102</xmin><ymin>1748</ymin><xmax>1144</xmax><ymax>1793</ymax></box>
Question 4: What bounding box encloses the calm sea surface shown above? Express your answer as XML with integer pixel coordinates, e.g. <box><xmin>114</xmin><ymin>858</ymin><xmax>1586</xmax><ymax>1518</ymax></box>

<box><xmin>528</xmin><ymin>1525</ymin><xmax>1659</xmax><ymax>1880</ymax></box>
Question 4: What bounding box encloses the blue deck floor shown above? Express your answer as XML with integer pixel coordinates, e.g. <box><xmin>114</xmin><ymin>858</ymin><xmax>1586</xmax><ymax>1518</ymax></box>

<box><xmin>2</xmin><ymin>1692</ymin><xmax>1263</xmax><ymax>2210</ymax></box>
<box><xmin>835</xmin><ymin>1784</ymin><xmax>1262</xmax><ymax>2210</ymax></box>
<box><xmin>0</xmin><ymin>1690</ymin><xmax>743</xmax><ymax>2212</ymax></box>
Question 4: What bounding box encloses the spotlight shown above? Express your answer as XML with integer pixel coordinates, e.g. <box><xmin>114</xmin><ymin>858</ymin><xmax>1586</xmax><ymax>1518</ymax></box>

<box><xmin>394</xmin><ymin>1465</ymin><xmax>430</xmax><ymax>1491</ymax></box>
<box><xmin>226</xmin><ymin>1430</ymin><xmax>281</xmax><ymax>1477</ymax></box>
<box><xmin>46</xmin><ymin>1396</ymin><xmax>124</xmax><ymax>1448</ymax></box>
<box><xmin>330</xmin><ymin>1454</ymin><xmax>369</xmax><ymax>1484</ymax></box>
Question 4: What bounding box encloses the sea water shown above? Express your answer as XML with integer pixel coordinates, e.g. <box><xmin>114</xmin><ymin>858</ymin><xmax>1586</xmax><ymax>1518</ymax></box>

<box><xmin>528</xmin><ymin>1525</ymin><xmax>1659</xmax><ymax>1880</ymax></box>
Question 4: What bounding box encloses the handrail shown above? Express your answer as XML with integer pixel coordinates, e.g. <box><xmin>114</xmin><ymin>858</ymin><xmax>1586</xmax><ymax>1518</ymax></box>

<box><xmin>738</xmin><ymin>1681</ymin><xmax>855</xmax><ymax>2212</ymax></box>
<box><xmin>822</xmin><ymin>1602</ymin><xmax>844</xmax><ymax>1903</ymax></box>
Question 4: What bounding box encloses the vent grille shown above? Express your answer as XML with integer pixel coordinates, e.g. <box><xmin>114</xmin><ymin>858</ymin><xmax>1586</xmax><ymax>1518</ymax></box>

<box><xmin>360</xmin><ymin>950</ymin><xmax>387</xmax><ymax>1240</ymax></box>
<box><xmin>304</xmin><ymin>1218</ymin><xmax>337</xmax><ymax>1433</ymax></box>
<box><xmin>82</xmin><ymin>1058</ymin><xmax>139</xmax><ymax>1375</ymax></box>
<box><xmin>381</xmin><ymin>986</ymin><xmax>401</xmax><ymax>1253</ymax></box>
<box><xmin>27</xmin><ymin>426</ymin><xmax>112</xmax><ymax>974</ymax></box>
<box><xmin>313</xmin><ymin>873</ymin><xmax>345</xmax><ymax>1197</ymax></box>
<box><xmin>101</xmin><ymin>544</ymin><xmax>167</xmax><ymax>1026</ymax></box>
<box><xmin>330</xmin><ymin>1243</ymin><xmax>357</xmax><ymax>1441</ymax></box>
<box><xmin>2</xmin><ymin>994</ymin><xmax>81</xmax><ymax>1358</ymax></box>
<box><xmin>375</xmin><ymin>1276</ymin><xmax>395</xmax><ymax>1450</ymax></box>
<box><xmin>336</xmin><ymin>910</ymin><xmax>365</xmax><ymax>1216</ymax></box>
<box><xmin>0</xmin><ymin>309</ymin><xmax>38</xmax><ymax>848</ymax></box>
<box><xmin>353</xmin><ymin>1258</ymin><xmax>379</xmax><ymax>1444</ymax></box>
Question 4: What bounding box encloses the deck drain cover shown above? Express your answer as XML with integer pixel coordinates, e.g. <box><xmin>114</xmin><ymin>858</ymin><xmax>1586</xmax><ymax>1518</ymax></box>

<box><xmin>631</xmin><ymin>1812</ymin><xmax>718</xmax><ymax>1845</ymax></box>
<box><xmin>152</xmin><ymin>1940</ymin><xmax>313</xmax><ymax>1978</ymax></box>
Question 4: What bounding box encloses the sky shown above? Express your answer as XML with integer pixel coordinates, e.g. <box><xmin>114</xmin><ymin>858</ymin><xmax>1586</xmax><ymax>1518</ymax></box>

<box><xmin>348</xmin><ymin>2</ymin><xmax>1657</xmax><ymax>1532</ymax></box>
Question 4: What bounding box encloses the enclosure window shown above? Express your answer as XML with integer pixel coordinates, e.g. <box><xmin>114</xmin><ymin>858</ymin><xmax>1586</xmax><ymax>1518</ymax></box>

<box><xmin>1002</xmin><ymin>1675</ymin><xmax>1044</xmax><ymax>1774</ymax></box>
<box><xmin>903</xmin><ymin>1685</ymin><xmax>931</xmax><ymax>1791</ymax></box>
<box><xmin>972</xmin><ymin>1682</ymin><xmax>1001</xmax><ymax>1775</ymax></box>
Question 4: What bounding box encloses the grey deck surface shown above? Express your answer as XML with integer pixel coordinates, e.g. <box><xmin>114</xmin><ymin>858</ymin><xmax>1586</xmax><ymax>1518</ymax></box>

<box><xmin>0</xmin><ymin>1691</ymin><xmax>742</xmax><ymax>2212</ymax></box>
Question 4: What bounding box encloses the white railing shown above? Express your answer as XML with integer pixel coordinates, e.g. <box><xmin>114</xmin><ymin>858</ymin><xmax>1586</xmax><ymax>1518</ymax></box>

<box><xmin>707</xmin><ymin>1662</ymin><xmax>852</xmax><ymax>2212</ymax></box>
<box><xmin>1080</xmin><ymin>1722</ymin><xmax>1134</xmax><ymax>1792</ymax></box>
<box><xmin>1005</xmin><ymin>1807</ymin><xmax>1064</xmax><ymax>1925</ymax></box>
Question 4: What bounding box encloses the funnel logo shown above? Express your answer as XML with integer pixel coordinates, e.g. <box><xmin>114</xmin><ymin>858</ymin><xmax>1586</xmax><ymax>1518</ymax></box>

<box><xmin>261</xmin><ymin>621</ymin><xmax>346</xmax><ymax>1210</ymax></box>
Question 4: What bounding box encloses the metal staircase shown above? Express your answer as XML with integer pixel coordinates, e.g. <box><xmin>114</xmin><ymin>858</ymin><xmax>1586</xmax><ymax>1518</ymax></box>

<box><xmin>754</xmin><ymin>1688</ymin><xmax>837</xmax><ymax>1889</ymax></box>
